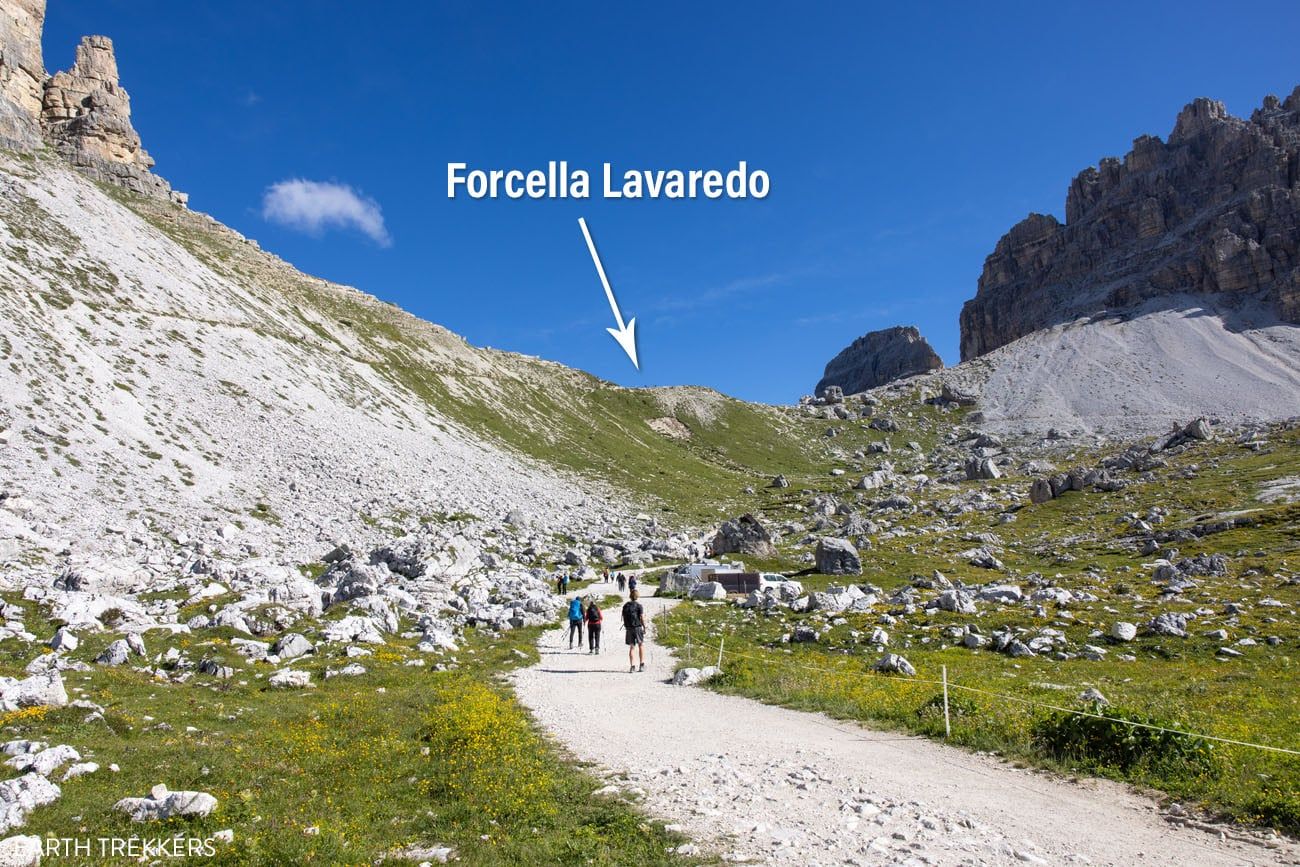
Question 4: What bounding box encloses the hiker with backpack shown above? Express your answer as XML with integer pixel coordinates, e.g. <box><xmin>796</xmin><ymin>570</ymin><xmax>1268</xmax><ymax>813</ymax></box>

<box><xmin>567</xmin><ymin>595</ymin><xmax>585</xmax><ymax>649</ymax></box>
<box><xmin>628</xmin><ymin>574</ymin><xmax>638</xmax><ymax>595</ymax></box>
<box><xmin>616</xmin><ymin>573</ymin><xmax>626</xmax><ymax>593</ymax></box>
<box><xmin>622</xmin><ymin>589</ymin><xmax>646</xmax><ymax>672</ymax></box>
<box><xmin>585</xmin><ymin>598</ymin><xmax>603</xmax><ymax>654</ymax></box>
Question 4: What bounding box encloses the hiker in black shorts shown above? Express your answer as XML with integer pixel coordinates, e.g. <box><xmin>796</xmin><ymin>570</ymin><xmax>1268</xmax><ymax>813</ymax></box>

<box><xmin>622</xmin><ymin>589</ymin><xmax>646</xmax><ymax>672</ymax></box>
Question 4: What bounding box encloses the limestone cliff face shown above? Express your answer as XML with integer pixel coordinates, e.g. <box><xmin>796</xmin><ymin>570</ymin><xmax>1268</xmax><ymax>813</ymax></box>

<box><xmin>0</xmin><ymin>0</ymin><xmax>44</xmax><ymax>145</ymax></box>
<box><xmin>0</xmin><ymin>1</ymin><xmax>183</xmax><ymax>203</ymax></box>
<box><xmin>815</xmin><ymin>325</ymin><xmax>943</xmax><ymax>396</ymax></box>
<box><xmin>41</xmin><ymin>35</ymin><xmax>181</xmax><ymax>202</ymax></box>
<box><xmin>959</xmin><ymin>88</ymin><xmax>1300</xmax><ymax>360</ymax></box>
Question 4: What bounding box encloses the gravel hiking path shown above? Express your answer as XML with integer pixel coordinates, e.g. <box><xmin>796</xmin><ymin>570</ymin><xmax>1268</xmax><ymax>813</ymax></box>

<box><xmin>513</xmin><ymin>584</ymin><xmax>1298</xmax><ymax>866</ymax></box>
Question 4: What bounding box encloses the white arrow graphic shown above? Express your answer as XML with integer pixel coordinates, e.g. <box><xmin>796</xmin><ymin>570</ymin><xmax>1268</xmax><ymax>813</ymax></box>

<box><xmin>578</xmin><ymin>217</ymin><xmax>639</xmax><ymax>370</ymax></box>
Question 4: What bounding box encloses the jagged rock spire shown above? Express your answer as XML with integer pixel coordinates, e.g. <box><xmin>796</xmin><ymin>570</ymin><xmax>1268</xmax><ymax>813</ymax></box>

<box><xmin>0</xmin><ymin>0</ymin><xmax>185</xmax><ymax>203</ymax></box>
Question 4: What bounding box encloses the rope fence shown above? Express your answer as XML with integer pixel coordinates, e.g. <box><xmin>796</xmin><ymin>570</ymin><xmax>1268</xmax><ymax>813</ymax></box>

<box><xmin>650</xmin><ymin>612</ymin><xmax>1300</xmax><ymax>759</ymax></box>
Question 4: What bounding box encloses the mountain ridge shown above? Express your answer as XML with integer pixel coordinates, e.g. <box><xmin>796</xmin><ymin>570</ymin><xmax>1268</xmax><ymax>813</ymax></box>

<box><xmin>959</xmin><ymin>88</ymin><xmax>1300</xmax><ymax>360</ymax></box>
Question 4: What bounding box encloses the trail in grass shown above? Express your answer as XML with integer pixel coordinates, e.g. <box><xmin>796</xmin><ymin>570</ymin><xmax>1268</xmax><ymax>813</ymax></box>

<box><xmin>513</xmin><ymin>583</ymin><xmax>1297</xmax><ymax>866</ymax></box>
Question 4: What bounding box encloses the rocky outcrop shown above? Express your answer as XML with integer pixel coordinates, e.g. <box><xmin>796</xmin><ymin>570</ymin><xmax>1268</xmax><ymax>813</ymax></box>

<box><xmin>815</xmin><ymin>326</ymin><xmax>943</xmax><ymax>396</ymax></box>
<box><xmin>709</xmin><ymin>514</ymin><xmax>776</xmax><ymax>558</ymax></box>
<box><xmin>960</xmin><ymin>88</ymin><xmax>1300</xmax><ymax>360</ymax></box>
<box><xmin>0</xmin><ymin>0</ymin><xmax>44</xmax><ymax>145</ymax></box>
<box><xmin>41</xmin><ymin>36</ymin><xmax>183</xmax><ymax>203</ymax></box>
<box><xmin>0</xmin><ymin>3</ymin><xmax>183</xmax><ymax>203</ymax></box>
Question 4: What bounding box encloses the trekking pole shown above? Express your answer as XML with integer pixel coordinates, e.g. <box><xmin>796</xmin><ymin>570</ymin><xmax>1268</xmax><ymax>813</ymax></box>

<box><xmin>942</xmin><ymin>665</ymin><xmax>951</xmax><ymax>739</ymax></box>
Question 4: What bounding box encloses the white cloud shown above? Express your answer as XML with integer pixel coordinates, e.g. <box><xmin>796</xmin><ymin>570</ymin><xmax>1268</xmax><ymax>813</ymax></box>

<box><xmin>261</xmin><ymin>179</ymin><xmax>391</xmax><ymax>247</ymax></box>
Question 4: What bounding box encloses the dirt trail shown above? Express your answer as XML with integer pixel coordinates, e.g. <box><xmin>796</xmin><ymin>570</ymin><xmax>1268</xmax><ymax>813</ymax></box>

<box><xmin>513</xmin><ymin>586</ymin><xmax>1297</xmax><ymax>866</ymax></box>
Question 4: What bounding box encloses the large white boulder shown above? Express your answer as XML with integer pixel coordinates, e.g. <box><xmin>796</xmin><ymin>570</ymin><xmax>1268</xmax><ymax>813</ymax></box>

<box><xmin>268</xmin><ymin>668</ymin><xmax>312</xmax><ymax>689</ymax></box>
<box><xmin>0</xmin><ymin>774</ymin><xmax>60</xmax><ymax>834</ymax></box>
<box><xmin>114</xmin><ymin>784</ymin><xmax>217</xmax><ymax>821</ymax></box>
<box><xmin>0</xmin><ymin>673</ymin><xmax>67</xmax><ymax>711</ymax></box>
<box><xmin>0</xmin><ymin>834</ymin><xmax>42</xmax><ymax>866</ymax></box>
<box><xmin>689</xmin><ymin>581</ymin><xmax>727</xmax><ymax>601</ymax></box>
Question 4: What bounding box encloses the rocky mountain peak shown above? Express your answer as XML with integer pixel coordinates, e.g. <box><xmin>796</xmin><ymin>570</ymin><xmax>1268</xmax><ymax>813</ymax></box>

<box><xmin>0</xmin><ymin>1</ymin><xmax>183</xmax><ymax>203</ymax></box>
<box><xmin>41</xmin><ymin>34</ymin><xmax>183</xmax><ymax>203</ymax></box>
<box><xmin>814</xmin><ymin>325</ymin><xmax>943</xmax><ymax>397</ymax></box>
<box><xmin>960</xmin><ymin>86</ymin><xmax>1300</xmax><ymax>360</ymax></box>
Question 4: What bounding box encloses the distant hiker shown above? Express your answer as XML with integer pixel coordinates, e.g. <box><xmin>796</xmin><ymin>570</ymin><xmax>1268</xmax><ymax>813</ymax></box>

<box><xmin>556</xmin><ymin>573</ymin><xmax>564</xmax><ymax>595</ymax></box>
<box><xmin>567</xmin><ymin>595</ymin><xmax>585</xmax><ymax>649</ymax></box>
<box><xmin>622</xmin><ymin>589</ymin><xmax>646</xmax><ymax>672</ymax></box>
<box><xmin>628</xmin><ymin>574</ymin><xmax>638</xmax><ymax>595</ymax></box>
<box><xmin>585</xmin><ymin>598</ymin><xmax>603</xmax><ymax>654</ymax></box>
<box><xmin>616</xmin><ymin>573</ymin><xmax>626</xmax><ymax>593</ymax></box>
<box><xmin>602</xmin><ymin>566</ymin><xmax>610</xmax><ymax>583</ymax></box>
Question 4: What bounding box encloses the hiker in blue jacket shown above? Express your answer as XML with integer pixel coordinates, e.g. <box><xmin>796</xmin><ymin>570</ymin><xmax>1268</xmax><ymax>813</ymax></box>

<box><xmin>567</xmin><ymin>595</ymin><xmax>585</xmax><ymax>649</ymax></box>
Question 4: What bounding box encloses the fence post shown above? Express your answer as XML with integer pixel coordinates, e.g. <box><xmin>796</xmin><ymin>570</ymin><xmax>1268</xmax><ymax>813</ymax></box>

<box><xmin>686</xmin><ymin>624</ymin><xmax>691</xmax><ymax>663</ymax></box>
<box><xmin>716</xmin><ymin>637</ymin><xmax>725</xmax><ymax>671</ymax></box>
<box><xmin>942</xmin><ymin>665</ymin><xmax>951</xmax><ymax>739</ymax></box>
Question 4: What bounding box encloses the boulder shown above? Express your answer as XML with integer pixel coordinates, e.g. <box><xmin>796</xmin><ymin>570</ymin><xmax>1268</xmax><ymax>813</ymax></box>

<box><xmin>1029</xmin><ymin>478</ymin><xmax>1054</xmax><ymax>504</ymax></box>
<box><xmin>114</xmin><ymin>784</ymin><xmax>217</xmax><ymax>822</ymax></box>
<box><xmin>709</xmin><ymin>514</ymin><xmax>776</xmax><ymax>558</ymax></box>
<box><xmin>976</xmin><ymin>585</ymin><xmax>1022</xmax><ymax>604</ymax></box>
<box><xmin>0</xmin><ymin>673</ymin><xmax>67</xmax><ymax>710</ymax></box>
<box><xmin>689</xmin><ymin>581</ymin><xmax>727</xmax><ymax>601</ymax></box>
<box><xmin>4</xmin><ymin>744</ymin><xmax>78</xmax><ymax>777</ymax></box>
<box><xmin>48</xmin><ymin>627</ymin><xmax>77</xmax><ymax>652</ymax></box>
<box><xmin>268</xmin><ymin>668</ymin><xmax>312</xmax><ymax>689</ymax></box>
<box><xmin>94</xmin><ymin>640</ymin><xmax>131</xmax><ymax>666</ymax></box>
<box><xmin>0</xmin><ymin>773</ymin><xmax>59</xmax><ymax>835</ymax></box>
<box><xmin>964</xmin><ymin>457</ymin><xmax>1001</xmax><ymax>481</ymax></box>
<box><xmin>815</xmin><ymin>537</ymin><xmax>861</xmax><ymax>575</ymax></box>
<box><xmin>941</xmin><ymin>383</ymin><xmax>978</xmax><ymax>406</ymax></box>
<box><xmin>671</xmin><ymin>666</ymin><xmax>721</xmax><ymax>687</ymax></box>
<box><xmin>933</xmin><ymin>589</ymin><xmax>977</xmax><ymax>614</ymax></box>
<box><xmin>872</xmin><ymin>653</ymin><xmax>916</xmax><ymax>676</ymax></box>
<box><xmin>790</xmin><ymin>625</ymin><xmax>818</xmax><ymax>643</ymax></box>
<box><xmin>271</xmin><ymin>633</ymin><xmax>313</xmax><ymax>660</ymax></box>
<box><xmin>1147</xmin><ymin>612</ymin><xmax>1190</xmax><ymax>637</ymax></box>
<box><xmin>0</xmin><ymin>834</ymin><xmax>42</xmax><ymax>866</ymax></box>
<box><xmin>1107</xmin><ymin>621</ymin><xmax>1138</xmax><ymax>642</ymax></box>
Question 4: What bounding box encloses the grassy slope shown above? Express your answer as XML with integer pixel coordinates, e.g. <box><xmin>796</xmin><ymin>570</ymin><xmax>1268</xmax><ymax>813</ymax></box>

<box><xmin>657</xmin><ymin>425</ymin><xmax>1300</xmax><ymax>832</ymax></box>
<box><xmin>103</xmin><ymin>178</ymin><xmax>911</xmax><ymax>527</ymax></box>
<box><xmin>0</xmin><ymin>611</ymin><xmax>689</xmax><ymax>865</ymax></box>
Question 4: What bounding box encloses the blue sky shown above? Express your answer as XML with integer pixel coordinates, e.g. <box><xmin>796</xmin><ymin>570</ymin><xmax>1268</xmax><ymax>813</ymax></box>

<box><xmin>42</xmin><ymin>1</ymin><xmax>1300</xmax><ymax>402</ymax></box>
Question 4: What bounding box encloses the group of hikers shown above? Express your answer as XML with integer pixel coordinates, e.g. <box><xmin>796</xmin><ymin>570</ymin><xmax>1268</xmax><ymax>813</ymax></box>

<box><xmin>561</xmin><ymin>569</ymin><xmax>646</xmax><ymax>673</ymax></box>
<box><xmin>555</xmin><ymin>567</ymin><xmax>638</xmax><ymax>596</ymax></box>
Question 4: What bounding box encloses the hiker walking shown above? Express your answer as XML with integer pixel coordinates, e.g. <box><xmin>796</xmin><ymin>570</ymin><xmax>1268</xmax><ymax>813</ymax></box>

<box><xmin>567</xmin><ymin>595</ymin><xmax>585</xmax><ymax>649</ymax></box>
<box><xmin>556</xmin><ymin>572</ymin><xmax>564</xmax><ymax>595</ymax></box>
<box><xmin>627</xmin><ymin>573</ymin><xmax>638</xmax><ymax>595</ymax></box>
<box><xmin>585</xmin><ymin>597</ymin><xmax>603</xmax><ymax>654</ymax></box>
<box><xmin>622</xmin><ymin>589</ymin><xmax>646</xmax><ymax>672</ymax></box>
<box><xmin>616</xmin><ymin>573</ymin><xmax>626</xmax><ymax>593</ymax></box>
